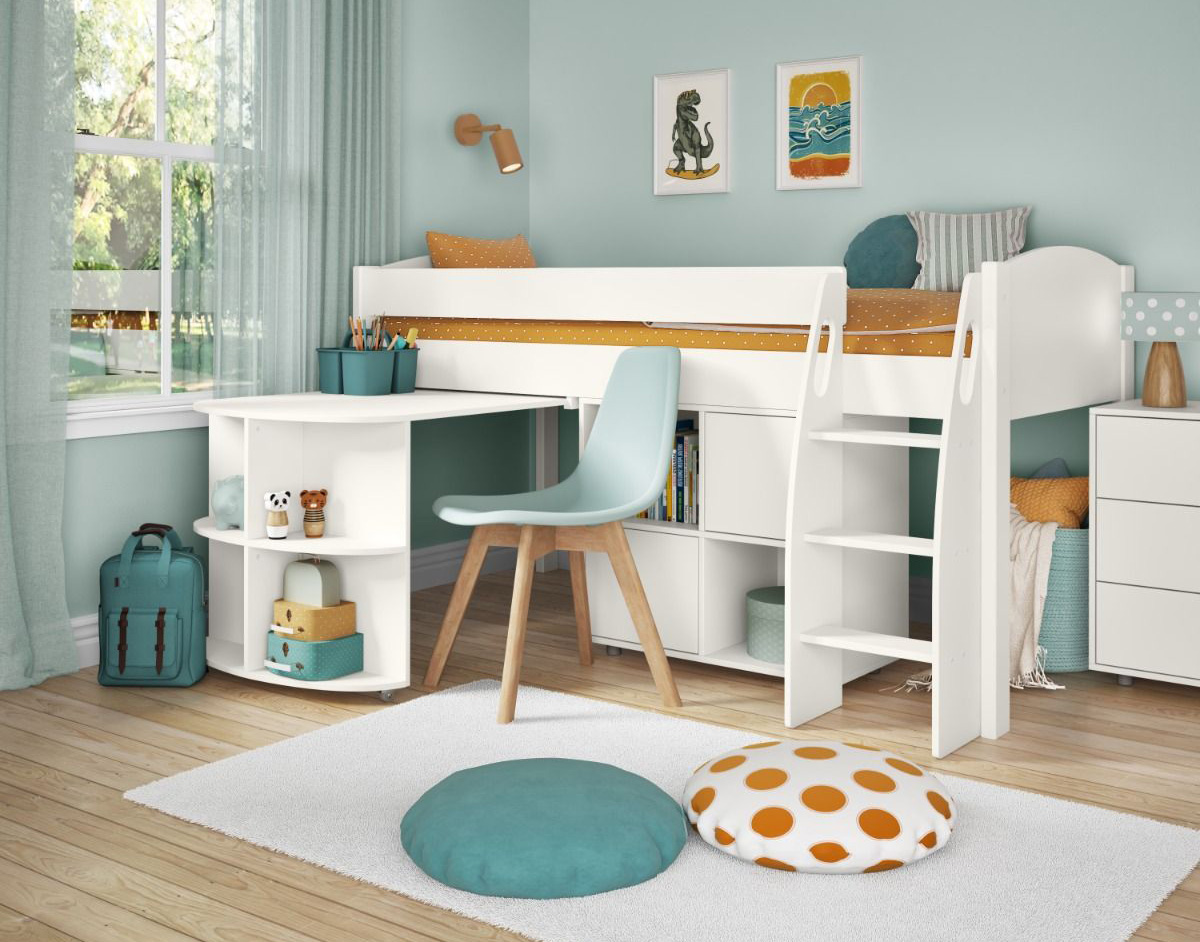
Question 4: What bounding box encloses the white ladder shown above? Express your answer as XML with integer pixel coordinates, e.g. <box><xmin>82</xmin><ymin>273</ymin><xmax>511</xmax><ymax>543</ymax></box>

<box><xmin>784</xmin><ymin>275</ymin><xmax>983</xmax><ymax>758</ymax></box>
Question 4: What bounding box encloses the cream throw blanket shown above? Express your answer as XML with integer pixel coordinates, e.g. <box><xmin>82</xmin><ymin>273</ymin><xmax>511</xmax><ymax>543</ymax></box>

<box><xmin>1008</xmin><ymin>503</ymin><xmax>1064</xmax><ymax>690</ymax></box>
<box><xmin>896</xmin><ymin>504</ymin><xmax>1064</xmax><ymax>693</ymax></box>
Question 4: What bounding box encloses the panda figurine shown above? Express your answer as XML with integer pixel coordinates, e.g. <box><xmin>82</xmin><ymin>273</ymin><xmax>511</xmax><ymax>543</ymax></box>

<box><xmin>264</xmin><ymin>490</ymin><xmax>291</xmax><ymax>539</ymax></box>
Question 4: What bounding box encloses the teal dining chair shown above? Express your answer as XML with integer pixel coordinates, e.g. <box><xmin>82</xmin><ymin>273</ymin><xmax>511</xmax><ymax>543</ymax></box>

<box><xmin>424</xmin><ymin>346</ymin><xmax>684</xmax><ymax>723</ymax></box>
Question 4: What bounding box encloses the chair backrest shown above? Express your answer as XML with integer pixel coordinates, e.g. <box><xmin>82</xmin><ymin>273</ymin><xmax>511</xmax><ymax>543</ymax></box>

<box><xmin>575</xmin><ymin>346</ymin><xmax>681</xmax><ymax>513</ymax></box>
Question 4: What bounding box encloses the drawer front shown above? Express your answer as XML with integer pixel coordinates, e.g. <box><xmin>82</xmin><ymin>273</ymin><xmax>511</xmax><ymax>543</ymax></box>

<box><xmin>587</xmin><ymin>529</ymin><xmax>699</xmax><ymax>654</ymax></box>
<box><xmin>1095</xmin><ymin>582</ymin><xmax>1200</xmax><ymax>680</ymax></box>
<box><xmin>704</xmin><ymin>412</ymin><xmax>791</xmax><ymax>541</ymax></box>
<box><xmin>1097</xmin><ymin>415</ymin><xmax>1200</xmax><ymax>505</ymax></box>
<box><xmin>1096</xmin><ymin>499</ymin><xmax>1200</xmax><ymax>593</ymax></box>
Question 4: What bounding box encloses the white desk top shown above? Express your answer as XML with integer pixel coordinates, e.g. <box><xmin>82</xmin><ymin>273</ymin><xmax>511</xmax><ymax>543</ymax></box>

<box><xmin>197</xmin><ymin>389</ymin><xmax>566</xmax><ymax>423</ymax></box>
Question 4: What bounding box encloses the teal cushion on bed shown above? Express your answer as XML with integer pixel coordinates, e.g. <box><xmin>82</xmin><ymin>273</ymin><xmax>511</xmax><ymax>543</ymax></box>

<box><xmin>843</xmin><ymin>214</ymin><xmax>921</xmax><ymax>288</ymax></box>
<box><xmin>400</xmin><ymin>758</ymin><xmax>687</xmax><ymax>898</ymax></box>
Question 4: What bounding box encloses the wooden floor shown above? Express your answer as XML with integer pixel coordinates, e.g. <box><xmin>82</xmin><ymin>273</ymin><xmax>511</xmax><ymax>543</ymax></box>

<box><xmin>1</xmin><ymin>569</ymin><xmax>1197</xmax><ymax>942</ymax></box>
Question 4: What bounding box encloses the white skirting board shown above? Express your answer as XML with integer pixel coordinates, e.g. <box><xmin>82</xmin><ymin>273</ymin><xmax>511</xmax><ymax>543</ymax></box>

<box><xmin>70</xmin><ymin>538</ymin><xmax>520</xmax><ymax>669</ymax></box>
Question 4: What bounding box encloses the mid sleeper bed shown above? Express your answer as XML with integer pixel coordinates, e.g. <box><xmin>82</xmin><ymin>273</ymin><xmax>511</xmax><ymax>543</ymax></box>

<box><xmin>354</xmin><ymin>247</ymin><xmax>1133</xmax><ymax>757</ymax></box>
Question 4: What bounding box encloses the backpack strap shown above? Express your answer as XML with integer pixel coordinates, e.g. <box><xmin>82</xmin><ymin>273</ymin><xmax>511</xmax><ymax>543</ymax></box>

<box><xmin>154</xmin><ymin>607</ymin><xmax>166</xmax><ymax>675</ymax></box>
<box><xmin>117</xmin><ymin>607</ymin><xmax>129</xmax><ymax>674</ymax></box>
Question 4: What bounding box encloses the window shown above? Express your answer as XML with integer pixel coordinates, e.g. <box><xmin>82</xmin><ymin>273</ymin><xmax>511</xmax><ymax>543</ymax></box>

<box><xmin>71</xmin><ymin>0</ymin><xmax>216</xmax><ymax>412</ymax></box>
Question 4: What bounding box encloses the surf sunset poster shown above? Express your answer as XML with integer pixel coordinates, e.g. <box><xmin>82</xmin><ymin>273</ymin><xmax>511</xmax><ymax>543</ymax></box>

<box><xmin>777</xmin><ymin>57</ymin><xmax>862</xmax><ymax>190</ymax></box>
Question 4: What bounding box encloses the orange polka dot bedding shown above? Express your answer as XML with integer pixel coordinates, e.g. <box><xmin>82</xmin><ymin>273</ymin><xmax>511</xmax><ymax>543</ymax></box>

<box><xmin>381</xmin><ymin>288</ymin><xmax>966</xmax><ymax>357</ymax></box>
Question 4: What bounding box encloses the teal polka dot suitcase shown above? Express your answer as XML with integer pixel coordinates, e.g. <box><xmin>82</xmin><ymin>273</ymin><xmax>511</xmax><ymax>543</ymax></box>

<box><xmin>266</xmin><ymin>630</ymin><xmax>363</xmax><ymax>681</ymax></box>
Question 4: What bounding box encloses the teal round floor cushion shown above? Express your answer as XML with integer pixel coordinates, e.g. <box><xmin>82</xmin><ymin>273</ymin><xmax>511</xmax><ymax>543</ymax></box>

<box><xmin>401</xmin><ymin>758</ymin><xmax>687</xmax><ymax>898</ymax></box>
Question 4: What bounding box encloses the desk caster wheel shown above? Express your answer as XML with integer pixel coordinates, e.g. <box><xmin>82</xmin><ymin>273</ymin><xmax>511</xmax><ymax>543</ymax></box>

<box><xmin>605</xmin><ymin>646</ymin><xmax>623</xmax><ymax>657</ymax></box>
<box><xmin>1116</xmin><ymin>675</ymin><xmax>1134</xmax><ymax>687</ymax></box>
<box><xmin>378</xmin><ymin>689</ymin><xmax>396</xmax><ymax>702</ymax></box>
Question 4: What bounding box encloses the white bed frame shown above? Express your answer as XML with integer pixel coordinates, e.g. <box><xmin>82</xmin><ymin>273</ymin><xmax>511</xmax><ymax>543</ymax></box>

<box><xmin>354</xmin><ymin>247</ymin><xmax>1134</xmax><ymax>752</ymax></box>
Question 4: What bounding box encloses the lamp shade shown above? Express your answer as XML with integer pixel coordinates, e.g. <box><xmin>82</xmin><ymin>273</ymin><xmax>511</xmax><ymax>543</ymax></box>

<box><xmin>490</xmin><ymin>129</ymin><xmax>523</xmax><ymax>174</ymax></box>
<box><xmin>1121</xmin><ymin>292</ymin><xmax>1200</xmax><ymax>341</ymax></box>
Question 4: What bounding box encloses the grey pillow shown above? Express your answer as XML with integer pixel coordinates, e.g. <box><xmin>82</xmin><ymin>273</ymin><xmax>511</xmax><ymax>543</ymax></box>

<box><xmin>908</xmin><ymin>207</ymin><xmax>1031</xmax><ymax>292</ymax></box>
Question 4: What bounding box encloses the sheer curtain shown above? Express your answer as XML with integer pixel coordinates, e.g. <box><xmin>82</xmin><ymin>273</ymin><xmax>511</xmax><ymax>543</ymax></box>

<box><xmin>0</xmin><ymin>0</ymin><xmax>79</xmax><ymax>689</ymax></box>
<box><xmin>214</xmin><ymin>0</ymin><xmax>403</xmax><ymax>396</ymax></box>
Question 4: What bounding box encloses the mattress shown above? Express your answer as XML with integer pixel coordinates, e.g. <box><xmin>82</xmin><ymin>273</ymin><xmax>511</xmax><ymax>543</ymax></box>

<box><xmin>381</xmin><ymin>288</ymin><xmax>965</xmax><ymax>357</ymax></box>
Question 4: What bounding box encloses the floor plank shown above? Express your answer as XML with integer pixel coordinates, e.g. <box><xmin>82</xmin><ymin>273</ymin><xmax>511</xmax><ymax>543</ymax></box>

<box><xmin>1</xmin><ymin>569</ymin><xmax>1195</xmax><ymax>942</ymax></box>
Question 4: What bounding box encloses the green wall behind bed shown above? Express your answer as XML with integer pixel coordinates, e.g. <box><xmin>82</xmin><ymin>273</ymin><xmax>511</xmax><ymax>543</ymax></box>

<box><xmin>529</xmin><ymin>0</ymin><xmax>1200</xmax><ymax>573</ymax></box>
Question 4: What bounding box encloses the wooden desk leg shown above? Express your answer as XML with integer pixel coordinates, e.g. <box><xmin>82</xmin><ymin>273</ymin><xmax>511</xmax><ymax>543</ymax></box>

<box><xmin>423</xmin><ymin>527</ymin><xmax>490</xmax><ymax>689</ymax></box>
<box><xmin>568</xmin><ymin>550</ymin><xmax>593</xmax><ymax>666</ymax></box>
<box><xmin>602</xmin><ymin>522</ymin><xmax>682</xmax><ymax>708</ymax></box>
<box><xmin>498</xmin><ymin>525</ymin><xmax>539</xmax><ymax>724</ymax></box>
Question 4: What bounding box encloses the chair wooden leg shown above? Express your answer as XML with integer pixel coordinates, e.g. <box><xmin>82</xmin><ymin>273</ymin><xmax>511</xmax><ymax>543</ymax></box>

<box><xmin>601</xmin><ymin>522</ymin><xmax>682</xmax><ymax>708</ymax></box>
<box><xmin>568</xmin><ymin>550</ymin><xmax>593</xmax><ymax>666</ymax></box>
<box><xmin>423</xmin><ymin>527</ymin><xmax>490</xmax><ymax>689</ymax></box>
<box><xmin>497</xmin><ymin>525</ymin><xmax>540</xmax><ymax>724</ymax></box>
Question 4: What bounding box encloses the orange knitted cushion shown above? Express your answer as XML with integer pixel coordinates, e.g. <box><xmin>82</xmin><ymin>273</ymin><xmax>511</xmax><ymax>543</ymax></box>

<box><xmin>426</xmin><ymin>231</ymin><xmax>537</xmax><ymax>268</ymax></box>
<box><xmin>1010</xmin><ymin>476</ymin><xmax>1089</xmax><ymax>528</ymax></box>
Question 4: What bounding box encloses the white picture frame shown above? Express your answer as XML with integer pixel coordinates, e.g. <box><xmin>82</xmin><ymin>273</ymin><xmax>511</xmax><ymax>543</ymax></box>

<box><xmin>653</xmin><ymin>69</ymin><xmax>730</xmax><ymax>196</ymax></box>
<box><xmin>776</xmin><ymin>56</ymin><xmax>862</xmax><ymax>190</ymax></box>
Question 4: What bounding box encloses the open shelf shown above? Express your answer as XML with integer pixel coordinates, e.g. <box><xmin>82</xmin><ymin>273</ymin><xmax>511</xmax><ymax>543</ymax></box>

<box><xmin>207</xmin><ymin>634</ymin><xmax>406</xmax><ymax>692</ymax></box>
<box><xmin>805</xmin><ymin>528</ymin><xmax>935</xmax><ymax>557</ymax></box>
<box><xmin>592</xmin><ymin>635</ymin><xmax>784</xmax><ymax>679</ymax></box>
<box><xmin>624</xmin><ymin>517</ymin><xmax>700</xmax><ymax>537</ymax></box>
<box><xmin>703</xmin><ymin>641</ymin><xmax>785</xmax><ymax>678</ymax></box>
<box><xmin>195</xmin><ymin>517</ymin><xmax>407</xmax><ymax>556</ymax></box>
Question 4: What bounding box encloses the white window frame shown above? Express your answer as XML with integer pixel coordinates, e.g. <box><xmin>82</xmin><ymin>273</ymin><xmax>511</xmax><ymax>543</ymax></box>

<box><xmin>68</xmin><ymin>0</ymin><xmax>215</xmax><ymax>439</ymax></box>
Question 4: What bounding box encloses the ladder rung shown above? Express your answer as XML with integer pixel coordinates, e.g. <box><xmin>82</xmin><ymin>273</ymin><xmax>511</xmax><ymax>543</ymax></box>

<box><xmin>809</xmin><ymin>428</ymin><xmax>942</xmax><ymax>449</ymax></box>
<box><xmin>799</xmin><ymin>625</ymin><xmax>934</xmax><ymax>662</ymax></box>
<box><xmin>804</xmin><ymin>528</ymin><xmax>936</xmax><ymax>557</ymax></box>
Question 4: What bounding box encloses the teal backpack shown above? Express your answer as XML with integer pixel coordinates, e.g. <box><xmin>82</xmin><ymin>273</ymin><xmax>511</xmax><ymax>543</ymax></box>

<box><xmin>98</xmin><ymin>523</ymin><xmax>207</xmax><ymax>687</ymax></box>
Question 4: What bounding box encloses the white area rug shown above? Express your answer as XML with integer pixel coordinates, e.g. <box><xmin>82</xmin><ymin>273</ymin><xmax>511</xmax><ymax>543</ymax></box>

<box><xmin>126</xmin><ymin>680</ymin><xmax>1200</xmax><ymax>942</ymax></box>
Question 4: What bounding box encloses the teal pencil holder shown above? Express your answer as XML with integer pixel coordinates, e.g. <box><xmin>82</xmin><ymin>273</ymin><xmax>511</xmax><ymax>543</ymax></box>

<box><xmin>392</xmin><ymin>348</ymin><xmax>419</xmax><ymax>393</ymax></box>
<box><xmin>317</xmin><ymin>348</ymin><xmax>343</xmax><ymax>394</ymax></box>
<box><xmin>341</xmin><ymin>349</ymin><xmax>395</xmax><ymax>396</ymax></box>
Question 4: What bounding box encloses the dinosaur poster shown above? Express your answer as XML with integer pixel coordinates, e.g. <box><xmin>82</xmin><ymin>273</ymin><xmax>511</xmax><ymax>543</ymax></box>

<box><xmin>776</xmin><ymin>57</ymin><xmax>862</xmax><ymax>190</ymax></box>
<box><xmin>653</xmin><ymin>69</ymin><xmax>730</xmax><ymax>195</ymax></box>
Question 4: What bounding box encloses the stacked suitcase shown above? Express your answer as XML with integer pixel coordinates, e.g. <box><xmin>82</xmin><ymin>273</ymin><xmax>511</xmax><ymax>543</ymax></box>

<box><xmin>266</xmin><ymin>558</ymin><xmax>363</xmax><ymax>681</ymax></box>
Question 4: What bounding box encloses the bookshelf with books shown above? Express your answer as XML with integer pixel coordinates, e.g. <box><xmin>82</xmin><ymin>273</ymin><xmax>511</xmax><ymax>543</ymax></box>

<box><xmin>635</xmin><ymin>414</ymin><xmax>700</xmax><ymax>529</ymax></box>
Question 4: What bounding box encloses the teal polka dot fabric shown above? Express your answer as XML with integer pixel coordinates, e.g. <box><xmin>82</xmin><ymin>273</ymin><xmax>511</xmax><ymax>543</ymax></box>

<box><xmin>1121</xmin><ymin>292</ymin><xmax>1200</xmax><ymax>341</ymax></box>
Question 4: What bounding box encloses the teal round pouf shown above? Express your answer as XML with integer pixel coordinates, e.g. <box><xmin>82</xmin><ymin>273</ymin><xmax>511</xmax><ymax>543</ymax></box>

<box><xmin>400</xmin><ymin>758</ymin><xmax>687</xmax><ymax>899</ymax></box>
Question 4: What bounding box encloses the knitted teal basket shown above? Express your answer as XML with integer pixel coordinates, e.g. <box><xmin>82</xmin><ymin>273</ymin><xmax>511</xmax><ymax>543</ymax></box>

<box><xmin>1038</xmin><ymin>528</ymin><xmax>1089</xmax><ymax>672</ymax></box>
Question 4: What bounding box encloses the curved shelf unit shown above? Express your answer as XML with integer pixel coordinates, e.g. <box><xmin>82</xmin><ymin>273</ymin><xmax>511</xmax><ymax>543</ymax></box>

<box><xmin>195</xmin><ymin>517</ymin><xmax>407</xmax><ymax>556</ymax></box>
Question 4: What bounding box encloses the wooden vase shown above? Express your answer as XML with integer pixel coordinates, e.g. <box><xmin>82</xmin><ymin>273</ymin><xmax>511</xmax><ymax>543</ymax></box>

<box><xmin>1142</xmin><ymin>341</ymin><xmax>1187</xmax><ymax>408</ymax></box>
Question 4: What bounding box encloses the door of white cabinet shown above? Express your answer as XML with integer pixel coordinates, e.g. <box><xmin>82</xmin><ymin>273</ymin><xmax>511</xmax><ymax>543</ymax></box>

<box><xmin>587</xmin><ymin>528</ymin><xmax>699</xmax><ymax>654</ymax></box>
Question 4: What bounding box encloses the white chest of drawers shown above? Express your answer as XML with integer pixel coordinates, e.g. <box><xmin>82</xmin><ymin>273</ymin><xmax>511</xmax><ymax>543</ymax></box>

<box><xmin>1090</xmin><ymin>400</ymin><xmax>1200</xmax><ymax>687</ymax></box>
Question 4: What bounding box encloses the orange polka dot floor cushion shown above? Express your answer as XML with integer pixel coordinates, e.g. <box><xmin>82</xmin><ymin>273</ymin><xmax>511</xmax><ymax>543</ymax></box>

<box><xmin>683</xmin><ymin>741</ymin><xmax>956</xmax><ymax>874</ymax></box>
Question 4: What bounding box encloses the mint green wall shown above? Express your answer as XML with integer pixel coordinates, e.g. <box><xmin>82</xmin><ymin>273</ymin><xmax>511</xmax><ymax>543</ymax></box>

<box><xmin>63</xmin><ymin>0</ymin><xmax>534</xmax><ymax>618</ymax></box>
<box><xmin>64</xmin><ymin>429</ymin><xmax>210</xmax><ymax>617</ymax></box>
<box><xmin>529</xmin><ymin>0</ymin><xmax>1200</xmax><ymax>570</ymax></box>
<box><xmin>529</xmin><ymin>0</ymin><xmax>1200</xmax><ymax>283</ymax></box>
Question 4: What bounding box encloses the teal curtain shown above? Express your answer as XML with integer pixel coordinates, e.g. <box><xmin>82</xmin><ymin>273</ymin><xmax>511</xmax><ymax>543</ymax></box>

<box><xmin>0</xmin><ymin>0</ymin><xmax>79</xmax><ymax>689</ymax></box>
<box><xmin>214</xmin><ymin>0</ymin><xmax>403</xmax><ymax>396</ymax></box>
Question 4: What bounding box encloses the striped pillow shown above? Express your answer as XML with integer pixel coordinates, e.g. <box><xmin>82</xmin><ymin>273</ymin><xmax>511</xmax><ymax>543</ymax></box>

<box><xmin>907</xmin><ymin>207</ymin><xmax>1031</xmax><ymax>292</ymax></box>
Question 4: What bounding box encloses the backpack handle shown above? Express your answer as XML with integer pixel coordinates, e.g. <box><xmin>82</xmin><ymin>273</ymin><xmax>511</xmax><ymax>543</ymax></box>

<box><xmin>117</xmin><ymin>527</ymin><xmax>175</xmax><ymax>588</ymax></box>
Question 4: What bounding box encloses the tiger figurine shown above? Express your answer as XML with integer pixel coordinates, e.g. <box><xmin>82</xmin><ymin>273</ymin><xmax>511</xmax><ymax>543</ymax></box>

<box><xmin>299</xmin><ymin>489</ymin><xmax>328</xmax><ymax>539</ymax></box>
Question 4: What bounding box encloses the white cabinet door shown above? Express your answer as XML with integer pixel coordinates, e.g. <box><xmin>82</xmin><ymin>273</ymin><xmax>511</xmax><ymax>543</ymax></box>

<box><xmin>1095</xmin><ymin>582</ymin><xmax>1200</xmax><ymax>681</ymax></box>
<box><xmin>587</xmin><ymin>529</ymin><xmax>699</xmax><ymax>654</ymax></box>
<box><xmin>704</xmin><ymin>412</ymin><xmax>792</xmax><ymax>540</ymax></box>
<box><xmin>1096</xmin><ymin>416</ymin><xmax>1200</xmax><ymax>506</ymax></box>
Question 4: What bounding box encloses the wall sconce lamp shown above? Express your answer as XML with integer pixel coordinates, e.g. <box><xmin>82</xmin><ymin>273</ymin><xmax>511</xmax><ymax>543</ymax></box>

<box><xmin>454</xmin><ymin>113</ymin><xmax>524</xmax><ymax>174</ymax></box>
